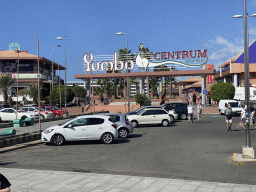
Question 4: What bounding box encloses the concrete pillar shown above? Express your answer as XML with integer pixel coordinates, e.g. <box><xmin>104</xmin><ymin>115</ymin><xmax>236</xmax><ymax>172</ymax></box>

<box><xmin>201</xmin><ymin>75</ymin><xmax>206</xmax><ymax>106</ymax></box>
<box><xmin>234</xmin><ymin>74</ymin><xmax>238</xmax><ymax>88</ymax></box>
<box><xmin>139</xmin><ymin>77</ymin><xmax>145</xmax><ymax>94</ymax></box>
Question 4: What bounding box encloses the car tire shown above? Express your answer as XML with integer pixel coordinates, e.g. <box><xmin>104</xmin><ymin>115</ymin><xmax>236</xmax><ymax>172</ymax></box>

<box><xmin>131</xmin><ymin>120</ymin><xmax>138</xmax><ymax>128</ymax></box>
<box><xmin>101</xmin><ymin>132</ymin><xmax>114</xmax><ymax>144</ymax></box>
<box><xmin>55</xmin><ymin>113</ymin><xmax>60</xmax><ymax>118</ymax></box>
<box><xmin>162</xmin><ymin>119</ymin><xmax>169</xmax><ymax>127</ymax></box>
<box><xmin>40</xmin><ymin>115</ymin><xmax>44</xmax><ymax>120</ymax></box>
<box><xmin>180</xmin><ymin>113</ymin><xmax>187</xmax><ymax>120</ymax></box>
<box><xmin>52</xmin><ymin>134</ymin><xmax>65</xmax><ymax>146</ymax></box>
<box><xmin>219</xmin><ymin>110</ymin><xmax>222</xmax><ymax>115</ymax></box>
<box><xmin>0</xmin><ymin>117</ymin><xmax>2</xmax><ymax>122</ymax></box>
<box><xmin>118</xmin><ymin>128</ymin><xmax>128</xmax><ymax>138</ymax></box>
<box><xmin>21</xmin><ymin>116</ymin><xmax>27</xmax><ymax>120</ymax></box>
<box><xmin>169</xmin><ymin>115</ymin><xmax>174</xmax><ymax>122</ymax></box>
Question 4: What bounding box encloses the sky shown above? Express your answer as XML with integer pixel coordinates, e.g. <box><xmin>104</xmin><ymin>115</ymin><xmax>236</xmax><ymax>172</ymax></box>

<box><xmin>1</xmin><ymin>0</ymin><xmax>256</xmax><ymax>82</ymax></box>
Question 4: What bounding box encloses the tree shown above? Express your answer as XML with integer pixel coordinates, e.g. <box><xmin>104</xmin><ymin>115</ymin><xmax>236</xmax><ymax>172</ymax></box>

<box><xmin>135</xmin><ymin>93</ymin><xmax>151</xmax><ymax>107</ymax></box>
<box><xmin>48</xmin><ymin>85</ymin><xmax>75</xmax><ymax>105</ymax></box>
<box><xmin>73</xmin><ymin>86</ymin><xmax>87</xmax><ymax>106</ymax></box>
<box><xmin>210</xmin><ymin>82</ymin><xmax>235</xmax><ymax>102</ymax></box>
<box><xmin>26</xmin><ymin>82</ymin><xmax>43</xmax><ymax>104</ymax></box>
<box><xmin>0</xmin><ymin>75</ymin><xmax>16</xmax><ymax>104</ymax></box>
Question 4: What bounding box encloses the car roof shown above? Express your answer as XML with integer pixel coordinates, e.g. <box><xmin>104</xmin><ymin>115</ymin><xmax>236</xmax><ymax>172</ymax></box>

<box><xmin>102</xmin><ymin>113</ymin><xmax>125</xmax><ymax>116</ymax></box>
<box><xmin>164</xmin><ymin>102</ymin><xmax>187</xmax><ymax>104</ymax></box>
<box><xmin>76</xmin><ymin>114</ymin><xmax>110</xmax><ymax>119</ymax></box>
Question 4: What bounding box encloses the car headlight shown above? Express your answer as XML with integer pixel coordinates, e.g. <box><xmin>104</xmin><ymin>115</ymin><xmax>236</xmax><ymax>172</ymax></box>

<box><xmin>43</xmin><ymin>129</ymin><xmax>54</xmax><ymax>134</ymax></box>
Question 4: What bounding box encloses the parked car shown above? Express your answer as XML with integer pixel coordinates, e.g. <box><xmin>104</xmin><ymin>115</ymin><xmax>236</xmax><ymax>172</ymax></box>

<box><xmin>0</xmin><ymin>104</ymin><xmax>11</xmax><ymax>110</ymax></box>
<box><xmin>218</xmin><ymin>99</ymin><xmax>242</xmax><ymax>115</ymax></box>
<box><xmin>128</xmin><ymin>106</ymin><xmax>178</xmax><ymax>122</ymax></box>
<box><xmin>41</xmin><ymin>106</ymin><xmax>68</xmax><ymax>117</ymax></box>
<box><xmin>20</xmin><ymin>106</ymin><xmax>53</xmax><ymax>119</ymax></box>
<box><xmin>103</xmin><ymin>113</ymin><xmax>133</xmax><ymax>138</ymax></box>
<box><xmin>41</xmin><ymin>115</ymin><xmax>118</xmax><ymax>145</ymax></box>
<box><xmin>0</xmin><ymin>108</ymin><xmax>37</xmax><ymax>122</ymax></box>
<box><xmin>161</xmin><ymin>102</ymin><xmax>188</xmax><ymax>120</ymax></box>
<box><xmin>127</xmin><ymin>108</ymin><xmax>171</xmax><ymax>128</ymax></box>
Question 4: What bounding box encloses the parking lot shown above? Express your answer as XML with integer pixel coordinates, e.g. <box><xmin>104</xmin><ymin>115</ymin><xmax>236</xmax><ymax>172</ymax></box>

<box><xmin>1</xmin><ymin>114</ymin><xmax>256</xmax><ymax>185</ymax></box>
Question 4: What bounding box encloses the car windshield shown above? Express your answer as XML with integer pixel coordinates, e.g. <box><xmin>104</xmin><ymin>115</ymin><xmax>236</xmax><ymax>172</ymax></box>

<box><xmin>53</xmin><ymin>106</ymin><xmax>60</xmax><ymax>110</ymax></box>
<box><xmin>58</xmin><ymin>118</ymin><xmax>76</xmax><ymax>126</ymax></box>
<box><xmin>136</xmin><ymin>109</ymin><xmax>145</xmax><ymax>115</ymax></box>
<box><xmin>229</xmin><ymin>102</ymin><xmax>238</xmax><ymax>108</ymax></box>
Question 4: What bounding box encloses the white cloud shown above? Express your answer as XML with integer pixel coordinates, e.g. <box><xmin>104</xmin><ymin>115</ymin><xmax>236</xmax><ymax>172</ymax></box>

<box><xmin>204</xmin><ymin>36</ymin><xmax>243</xmax><ymax>63</ymax></box>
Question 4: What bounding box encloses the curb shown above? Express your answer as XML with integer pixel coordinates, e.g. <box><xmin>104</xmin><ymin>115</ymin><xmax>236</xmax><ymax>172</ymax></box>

<box><xmin>0</xmin><ymin>140</ymin><xmax>42</xmax><ymax>153</ymax></box>
<box><xmin>231</xmin><ymin>153</ymin><xmax>256</xmax><ymax>165</ymax></box>
<box><xmin>231</xmin><ymin>153</ymin><xmax>245</xmax><ymax>165</ymax></box>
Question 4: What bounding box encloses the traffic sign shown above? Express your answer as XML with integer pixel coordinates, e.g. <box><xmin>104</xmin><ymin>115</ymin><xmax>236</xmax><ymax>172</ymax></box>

<box><xmin>203</xmin><ymin>89</ymin><xmax>208</xmax><ymax>95</ymax></box>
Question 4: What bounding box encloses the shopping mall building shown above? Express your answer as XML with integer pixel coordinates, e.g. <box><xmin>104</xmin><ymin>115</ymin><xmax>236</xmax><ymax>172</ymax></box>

<box><xmin>0</xmin><ymin>48</ymin><xmax>65</xmax><ymax>102</ymax></box>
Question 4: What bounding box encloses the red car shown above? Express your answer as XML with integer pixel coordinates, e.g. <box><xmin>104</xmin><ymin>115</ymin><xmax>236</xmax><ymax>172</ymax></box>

<box><xmin>41</xmin><ymin>106</ymin><xmax>68</xmax><ymax>117</ymax></box>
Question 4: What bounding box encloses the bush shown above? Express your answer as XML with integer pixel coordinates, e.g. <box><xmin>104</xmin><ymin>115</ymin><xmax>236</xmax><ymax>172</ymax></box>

<box><xmin>210</xmin><ymin>82</ymin><xmax>235</xmax><ymax>102</ymax></box>
<box><xmin>135</xmin><ymin>93</ymin><xmax>151</xmax><ymax>107</ymax></box>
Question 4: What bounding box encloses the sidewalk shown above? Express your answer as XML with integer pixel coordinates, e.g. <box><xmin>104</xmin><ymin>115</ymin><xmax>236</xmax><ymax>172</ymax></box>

<box><xmin>1</xmin><ymin>168</ymin><xmax>256</xmax><ymax>192</ymax></box>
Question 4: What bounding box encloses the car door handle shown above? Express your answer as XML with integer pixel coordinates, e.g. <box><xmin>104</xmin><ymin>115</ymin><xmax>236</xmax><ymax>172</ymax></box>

<box><xmin>99</xmin><ymin>127</ymin><xmax>103</xmax><ymax>129</ymax></box>
<box><xmin>153</xmin><ymin>116</ymin><xmax>156</xmax><ymax>117</ymax></box>
<box><xmin>82</xmin><ymin>128</ymin><xmax>86</xmax><ymax>131</ymax></box>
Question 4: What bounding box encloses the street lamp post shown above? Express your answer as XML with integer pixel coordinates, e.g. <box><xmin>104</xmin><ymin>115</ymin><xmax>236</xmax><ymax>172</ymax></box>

<box><xmin>52</xmin><ymin>45</ymin><xmax>60</xmax><ymax>91</ymax></box>
<box><xmin>233</xmin><ymin>0</ymin><xmax>256</xmax><ymax>154</ymax></box>
<box><xmin>116</xmin><ymin>32</ymin><xmax>130</xmax><ymax>113</ymax></box>
<box><xmin>56</xmin><ymin>36</ymin><xmax>67</xmax><ymax>116</ymax></box>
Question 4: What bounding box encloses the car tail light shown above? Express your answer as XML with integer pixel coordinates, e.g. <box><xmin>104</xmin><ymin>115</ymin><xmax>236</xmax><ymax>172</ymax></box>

<box><xmin>112</xmin><ymin>124</ymin><xmax>117</xmax><ymax>129</ymax></box>
<box><xmin>126</xmin><ymin>121</ymin><xmax>131</xmax><ymax>125</ymax></box>
<box><xmin>173</xmin><ymin>111</ymin><xmax>177</xmax><ymax>114</ymax></box>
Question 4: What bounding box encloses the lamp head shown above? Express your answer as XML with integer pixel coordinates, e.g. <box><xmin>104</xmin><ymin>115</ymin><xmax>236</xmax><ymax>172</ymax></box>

<box><xmin>233</xmin><ymin>15</ymin><xmax>243</xmax><ymax>18</ymax></box>
<box><xmin>251</xmin><ymin>13</ymin><xmax>256</xmax><ymax>17</ymax></box>
<box><xmin>116</xmin><ymin>32</ymin><xmax>125</xmax><ymax>35</ymax></box>
<box><xmin>56</xmin><ymin>45</ymin><xmax>61</xmax><ymax>47</ymax></box>
<box><xmin>56</xmin><ymin>37</ymin><xmax>64</xmax><ymax>40</ymax></box>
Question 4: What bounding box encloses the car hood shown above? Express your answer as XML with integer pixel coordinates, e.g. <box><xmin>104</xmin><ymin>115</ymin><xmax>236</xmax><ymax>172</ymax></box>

<box><xmin>45</xmin><ymin>125</ymin><xmax>62</xmax><ymax>130</ymax></box>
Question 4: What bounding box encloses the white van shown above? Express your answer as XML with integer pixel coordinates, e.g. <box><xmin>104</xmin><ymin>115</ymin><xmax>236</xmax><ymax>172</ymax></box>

<box><xmin>219</xmin><ymin>99</ymin><xmax>242</xmax><ymax>115</ymax></box>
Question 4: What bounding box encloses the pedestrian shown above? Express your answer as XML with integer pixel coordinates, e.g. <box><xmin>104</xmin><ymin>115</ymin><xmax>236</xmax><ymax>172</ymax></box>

<box><xmin>160</xmin><ymin>99</ymin><xmax>165</xmax><ymax>105</ymax></box>
<box><xmin>197</xmin><ymin>102</ymin><xmax>203</xmax><ymax>123</ymax></box>
<box><xmin>250</xmin><ymin>104</ymin><xmax>256</xmax><ymax>124</ymax></box>
<box><xmin>225</xmin><ymin>104</ymin><xmax>233</xmax><ymax>132</ymax></box>
<box><xmin>187</xmin><ymin>102</ymin><xmax>194</xmax><ymax>123</ymax></box>
<box><xmin>193</xmin><ymin>93</ymin><xmax>197</xmax><ymax>105</ymax></box>
<box><xmin>0</xmin><ymin>173</ymin><xmax>11</xmax><ymax>192</ymax></box>
<box><xmin>240</xmin><ymin>103</ymin><xmax>246</xmax><ymax>130</ymax></box>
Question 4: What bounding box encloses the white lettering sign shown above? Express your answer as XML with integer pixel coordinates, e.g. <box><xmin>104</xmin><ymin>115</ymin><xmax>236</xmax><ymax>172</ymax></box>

<box><xmin>83</xmin><ymin>52</ymin><xmax>134</xmax><ymax>72</ymax></box>
<box><xmin>12</xmin><ymin>74</ymin><xmax>42</xmax><ymax>79</ymax></box>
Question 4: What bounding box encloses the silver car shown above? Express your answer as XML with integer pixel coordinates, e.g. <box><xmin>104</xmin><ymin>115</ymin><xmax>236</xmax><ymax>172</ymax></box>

<box><xmin>103</xmin><ymin>113</ymin><xmax>134</xmax><ymax>138</ymax></box>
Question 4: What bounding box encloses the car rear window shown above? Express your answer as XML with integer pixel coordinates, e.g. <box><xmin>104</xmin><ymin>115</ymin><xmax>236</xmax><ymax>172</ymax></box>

<box><xmin>109</xmin><ymin>115</ymin><xmax>120</xmax><ymax>122</ymax></box>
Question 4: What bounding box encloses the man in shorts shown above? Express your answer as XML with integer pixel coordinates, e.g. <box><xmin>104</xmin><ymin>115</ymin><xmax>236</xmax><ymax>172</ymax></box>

<box><xmin>187</xmin><ymin>102</ymin><xmax>194</xmax><ymax>123</ymax></box>
<box><xmin>225</xmin><ymin>104</ymin><xmax>232</xmax><ymax>132</ymax></box>
<box><xmin>197</xmin><ymin>102</ymin><xmax>203</xmax><ymax>123</ymax></box>
<box><xmin>240</xmin><ymin>104</ymin><xmax>246</xmax><ymax>130</ymax></box>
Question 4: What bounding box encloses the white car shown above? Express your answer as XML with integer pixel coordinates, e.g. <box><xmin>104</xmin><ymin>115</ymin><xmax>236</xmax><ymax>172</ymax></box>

<box><xmin>127</xmin><ymin>108</ymin><xmax>171</xmax><ymax>128</ymax></box>
<box><xmin>128</xmin><ymin>106</ymin><xmax>178</xmax><ymax>122</ymax></box>
<box><xmin>41</xmin><ymin>115</ymin><xmax>118</xmax><ymax>145</ymax></box>
<box><xmin>20</xmin><ymin>107</ymin><xmax>53</xmax><ymax>119</ymax></box>
<box><xmin>219</xmin><ymin>99</ymin><xmax>242</xmax><ymax>115</ymax></box>
<box><xmin>0</xmin><ymin>108</ymin><xmax>36</xmax><ymax>122</ymax></box>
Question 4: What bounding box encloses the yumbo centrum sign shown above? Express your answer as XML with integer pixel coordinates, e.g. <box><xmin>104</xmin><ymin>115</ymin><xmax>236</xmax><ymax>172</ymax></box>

<box><xmin>84</xmin><ymin>45</ymin><xmax>208</xmax><ymax>71</ymax></box>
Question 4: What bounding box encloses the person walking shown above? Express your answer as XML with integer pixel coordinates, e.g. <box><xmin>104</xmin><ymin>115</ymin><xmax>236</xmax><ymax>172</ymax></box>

<box><xmin>197</xmin><ymin>102</ymin><xmax>203</xmax><ymax>123</ymax></box>
<box><xmin>0</xmin><ymin>173</ymin><xmax>11</xmax><ymax>192</ymax></box>
<box><xmin>193</xmin><ymin>93</ymin><xmax>197</xmax><ymax>105</ymax></box>
<box><xmin>225</xmin><ymin>104</ymin><xmax>233</xmax><ymax>132</ymax></box>
<box><xmin>187</xmin><ymin>102</ymin><xmax>194</xmax><ymax>123</ymax></box>
<box><xmin>240</xmin><ymin>103</ymin><xmax>246</xmax><ymax>130</ymax></box>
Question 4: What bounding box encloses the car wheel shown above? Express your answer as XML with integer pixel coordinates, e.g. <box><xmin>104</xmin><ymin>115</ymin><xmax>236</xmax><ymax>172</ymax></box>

<box><xmin>131</xmin><ymin>120</ymin><xmax>138</xmax><ymax>128</ymax></box>
<box><xmin>118</xmin><ymin>128</ymin><xmax>128</xmax><ymax>138</ymax></box>
<box><xmin>162</xmin><ymin>119</ymin><xmax>169</xmax><ymax>127</ymax></box>
<box><xmin>169</xmin><ymin>115</ymin><xmax>174</xmax><ymax>122</ymax></box>
<box><xmin>101</xmin><ymin>132</ymin><xmax>114</xmax><ymax>144</ymax></box>
<box><xmin>180</xmin><ymin>113</ymin><xmax>187</xmax><ymax>120</ymax></box>
<box><xmin>55</xmin><ymin>113</ymin><xmax>60</xmax><ymax>118</ymax></box>
<box><xmin>40</xmin><ymin>115</ymin><xmax>44</xmax><ymax>120</ymax></box>
<box><xmin>0</xmin><ymin>117</ymin><xmax>2</xmax><ymax>122</ymax></box>
<box><xmin>219</xmin><ymin>110</ymin><xmax>222</xmax><ymax>115</ymax></box>
<box><xmin>21</xmin><ymin>116</ymin><xmax>27</xmax><ymax>120</ymax></box>
<box><xmin>52</xmin><ymin>134</ymin><xmax>65</xmax><ymax>146</ymax></box>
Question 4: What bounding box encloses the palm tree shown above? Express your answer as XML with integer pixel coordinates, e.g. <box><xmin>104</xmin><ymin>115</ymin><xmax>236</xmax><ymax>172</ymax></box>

<box><xmin>0</xmin><ymin>75</ymin><xmax>16</xmax><ymax>104</ymax></box>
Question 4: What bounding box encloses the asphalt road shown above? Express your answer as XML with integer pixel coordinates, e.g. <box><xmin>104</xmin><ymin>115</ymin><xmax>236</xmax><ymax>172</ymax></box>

<box><xmin>1</xmin><ymin>114</ymin><xmax>256</xmax><ymax>185</ymax></box>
